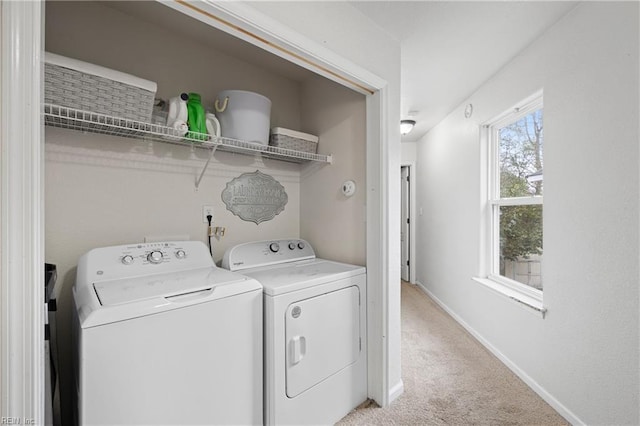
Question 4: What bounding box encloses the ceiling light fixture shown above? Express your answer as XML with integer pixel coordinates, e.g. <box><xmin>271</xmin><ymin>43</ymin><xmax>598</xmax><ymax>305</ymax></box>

<box><xmin>400</xmin><ymin>119</ymin><xmax>416</xmax><ymax>135</ymax></box>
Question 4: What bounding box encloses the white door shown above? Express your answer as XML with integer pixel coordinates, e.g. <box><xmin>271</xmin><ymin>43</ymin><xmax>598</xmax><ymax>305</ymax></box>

<box><xmin>401</xmin><ymin>166</ymin><xmax>410</xmax><ymax>281</ymax></box>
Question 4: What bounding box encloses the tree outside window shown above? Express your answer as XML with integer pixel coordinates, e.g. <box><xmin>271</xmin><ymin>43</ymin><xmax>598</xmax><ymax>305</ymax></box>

<box><xmin>490</xmin><ymin>101</ymin><xmax>544</xmax><ymax>291</ymax></box>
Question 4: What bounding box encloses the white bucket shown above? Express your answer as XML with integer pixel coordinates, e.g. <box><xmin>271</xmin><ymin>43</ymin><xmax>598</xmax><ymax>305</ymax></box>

<box><xmin>214</xmin><ymin>90</ymin><xmax>272</xmax><ymax>145</ymax></box>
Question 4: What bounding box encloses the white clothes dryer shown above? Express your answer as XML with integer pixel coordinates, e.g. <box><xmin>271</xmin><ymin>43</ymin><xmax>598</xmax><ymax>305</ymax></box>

<box><xmin>73</xmin><ymin>241</ymin><xmax>263</xmax><ymax>425</ymax></box>
<box><xmin>223</xmin><ymin>239</ymin><xmax>367</xmax><ymax>425</ymax></box>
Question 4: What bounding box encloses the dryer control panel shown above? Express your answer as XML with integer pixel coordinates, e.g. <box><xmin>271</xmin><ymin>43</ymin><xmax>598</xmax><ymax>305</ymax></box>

<box><xmin>222</xmin><ymin>239</ymin><xmax>315</xmax><ymax>271</ymax></box>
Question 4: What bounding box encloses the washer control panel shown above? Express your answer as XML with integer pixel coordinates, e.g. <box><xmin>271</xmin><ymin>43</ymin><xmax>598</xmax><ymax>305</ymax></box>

<box><xmin>222</xmin><ymin>239</ymin><xmax>315</xmax><ymax>271</ymax></box>
<box><xmin>82</xmin><ymin>241</ymin><xmax>214</xmax><ymax>282</ymax></box>
<box><xmin>116</xmin><ymin>243</ymin><xmax>194</xmax><ymax>266</ymax></box>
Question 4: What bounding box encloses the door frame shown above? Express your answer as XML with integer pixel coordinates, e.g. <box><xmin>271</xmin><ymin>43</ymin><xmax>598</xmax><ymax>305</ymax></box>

<box><xmin>400</xmin><ymin>165</ymin><xmax>410</xmax><ymax>281</ymax></box>
<box><xmin>401</xmin><ymin>163</ymin><xmax>417</xmax><ymax>283</ymax></box>
<box><xmin>1</xmin><ymin>0</ymin><xmax>396</xmax><ymax>421</ymax></box>
<box><xmin>1</xmin><ymin>0</ymin><xmax>45</xmax><ymax>422</ymax></box>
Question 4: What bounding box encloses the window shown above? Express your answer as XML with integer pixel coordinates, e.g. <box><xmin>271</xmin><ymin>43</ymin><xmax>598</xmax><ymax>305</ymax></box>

<box><xmin>481</xmin><ymin>92</ymin><xmax>544</xmax><ymax>304</ymax></box>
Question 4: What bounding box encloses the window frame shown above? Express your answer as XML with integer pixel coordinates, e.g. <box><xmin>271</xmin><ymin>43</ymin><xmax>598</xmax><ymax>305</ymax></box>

<box><xmin>476</xmin><ymin>91</ymin><xmax>545</xmax><ymax>312</ymax></box>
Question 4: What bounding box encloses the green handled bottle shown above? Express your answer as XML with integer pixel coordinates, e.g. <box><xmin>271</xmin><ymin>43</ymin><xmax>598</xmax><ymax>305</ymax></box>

<box><xmin>186</xmin><ymin>92</ymin><xmax>207</xmax><ymax>141</ymax></box>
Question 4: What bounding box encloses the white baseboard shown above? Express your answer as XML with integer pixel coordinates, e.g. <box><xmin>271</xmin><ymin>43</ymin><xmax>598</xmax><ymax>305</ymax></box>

<box><xmin>388</xmin><ymin>380</ymin><xmax>404</xmax><ymax>405</ymax></box>
<box><xmin>414</xmin><ymin>281</ymin><xmax>584</xmax><ymax>426</ymax></box>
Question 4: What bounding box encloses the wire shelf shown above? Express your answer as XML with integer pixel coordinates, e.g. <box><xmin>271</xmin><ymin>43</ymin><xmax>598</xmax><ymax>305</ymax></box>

<box><xmin>43</xmin><ymin>104</ymin><xmax>332</xmax><ymax>164</ymax></box>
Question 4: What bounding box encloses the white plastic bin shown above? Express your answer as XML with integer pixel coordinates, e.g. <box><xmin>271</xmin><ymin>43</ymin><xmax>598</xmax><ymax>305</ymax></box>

<box><xmin>214</xmin><ymin>90</ymin><xmax>272</xmax><ymax>145</ymax></box>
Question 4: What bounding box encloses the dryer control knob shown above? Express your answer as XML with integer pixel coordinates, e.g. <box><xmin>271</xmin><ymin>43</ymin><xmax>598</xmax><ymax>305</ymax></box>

<box><xmin>269</xmin><ymin>242</ymin><xmax>280</xmax><ymax>253</ymax></box>
<box><xmin>147</xmin><ymin>250</ymin><xmax>163</xmax><ymax>264</ymax></box>
<box><xmin>297</xmin><ymin>241</ymin><xmax>305</xmax><ymax>250</ymax></box>
<box><xmin>175</xmin><ymin>250</ymin><xmax>186</xmax><ymax>259</ymax></box>
<box><xmin>121</xmin><ymin>255</ymin><xmax>134</xmax><ymax>265</ymax></box>
<box><xmin>288</xmin><ymin>242</ymin><xmax>296</xmax><ymax>250</ymax></box>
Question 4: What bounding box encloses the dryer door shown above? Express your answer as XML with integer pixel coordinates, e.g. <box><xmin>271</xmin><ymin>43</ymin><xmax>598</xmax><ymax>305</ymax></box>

<box><xmin>285</xmin><ymin>285</ymin><xmax>360</xmax><ymax>398</ymax></box>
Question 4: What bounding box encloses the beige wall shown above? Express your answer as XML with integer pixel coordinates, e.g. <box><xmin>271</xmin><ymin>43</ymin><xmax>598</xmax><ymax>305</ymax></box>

<box><xmin>45</xmin><ymin>129</ymin><xmax>301</xmax><ymax>272</ymax></box>
<box><xmin>300</xmin><ymin>75</ymin><xmax>367</xmax><ymax>266</ymax></box>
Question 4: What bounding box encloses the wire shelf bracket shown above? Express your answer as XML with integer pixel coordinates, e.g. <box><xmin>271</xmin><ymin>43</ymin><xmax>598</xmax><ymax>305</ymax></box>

<box><xmin>195</xmin><ymin>146</ymin><xmax>217</xmax><ymax>191</ymax></box>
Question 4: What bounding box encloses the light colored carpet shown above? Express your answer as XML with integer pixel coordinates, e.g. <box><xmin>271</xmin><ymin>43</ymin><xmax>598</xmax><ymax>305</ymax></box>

<box><xmin>338</xmin><ymin>281</ymin><xmax>568</xmax><ymax>425</ymax></box>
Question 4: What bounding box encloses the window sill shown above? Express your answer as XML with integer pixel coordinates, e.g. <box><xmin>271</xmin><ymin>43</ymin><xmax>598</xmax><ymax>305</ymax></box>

<box><xmin>471</xmin><ymin>277</ymin><xmax>547</xmax><ymax>318</ymax></box>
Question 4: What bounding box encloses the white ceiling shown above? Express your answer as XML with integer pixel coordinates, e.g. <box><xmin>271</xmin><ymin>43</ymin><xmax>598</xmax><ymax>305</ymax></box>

<box><xmin>349</xmin><ymin>1</ymin><xmax>577</xmax><ymax>141</ymax></box>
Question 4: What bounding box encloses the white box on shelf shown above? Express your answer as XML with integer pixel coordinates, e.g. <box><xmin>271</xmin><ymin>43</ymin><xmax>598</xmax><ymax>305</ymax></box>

<box><xmin>44</xmin><ymin>52</ymin><xmax>157</xmax><ymax>123</ymax></box>
<box><xmin>269</xmin><ymin>127</ymin><xmax>319</xmax><ymax>153</ymax></box>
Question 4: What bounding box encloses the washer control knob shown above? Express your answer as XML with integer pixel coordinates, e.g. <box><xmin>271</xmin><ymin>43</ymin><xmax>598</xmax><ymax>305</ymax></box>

<box><xmin>175</xmin><ymin>250</ymin><xmax>186</xmax><ymax>259</ymax></box>
<box><xmin>147</xmin><ymin>250</ymin><xmax>163</xmax><ymax>264</ymax></box>
<box><xmin>121</xmin><ymin>255</ymin><xmax>134</xmax><ymax>265</ymax></box>
<box><xmin>288</xmin><ymin>242</ymin><xmax>296</xmax><ymax>250</ymax></box>
<box><xmin>297</xmin><ymin>241</ymin><xmax>305</xmax><ymax>250</ymax></box>
<box><xmin>269</xmin><ymin>242</ymin><xmax>280</xmax><ymax>253</ymax></box>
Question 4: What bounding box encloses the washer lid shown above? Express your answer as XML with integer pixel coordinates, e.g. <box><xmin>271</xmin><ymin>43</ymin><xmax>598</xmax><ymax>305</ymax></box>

<box><xmin>240</xmin><ymin>259</ymin><xmax>365</xmax><ymax>296</ymax></box>
<box><xmin>77</xmin><ymin>267</ymin><xmax>262</xmax><ymax>328</ymax></box>
<box><xmin>94</xmin><ymin>267</ymin><xmax>248</xmax><ymax>306</ymax></box>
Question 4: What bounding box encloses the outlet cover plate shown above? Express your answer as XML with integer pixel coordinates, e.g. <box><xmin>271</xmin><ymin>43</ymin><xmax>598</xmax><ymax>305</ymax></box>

<box><xmin>203</xmin><ymin>206</ymin><xmax>214</xmax><ymax>223</ymax></box>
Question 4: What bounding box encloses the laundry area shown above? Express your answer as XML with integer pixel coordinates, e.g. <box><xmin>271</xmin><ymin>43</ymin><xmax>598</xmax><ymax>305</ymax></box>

<box><xmin>43</xmin><ymin>1</ymin><xmax>368</xmax><ymax>424</ymax></box>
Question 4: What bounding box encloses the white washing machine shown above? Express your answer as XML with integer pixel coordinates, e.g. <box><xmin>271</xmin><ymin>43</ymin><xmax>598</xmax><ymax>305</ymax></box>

<box><xmin>73</xmin><ymin>241</ymin><xmax>263</xmax><ymax>425</ymax></box>
<box><xmin>222</xmin><ymin>239</ymin><xmax>367</xmax><ymax>425</ymax></box>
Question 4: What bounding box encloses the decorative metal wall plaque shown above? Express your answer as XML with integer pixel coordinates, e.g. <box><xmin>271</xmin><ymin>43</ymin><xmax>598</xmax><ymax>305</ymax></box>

<box><xmin>221</xmin><ymin>170</ymin><xmax>288</xmax><ymax>224</ymax></box>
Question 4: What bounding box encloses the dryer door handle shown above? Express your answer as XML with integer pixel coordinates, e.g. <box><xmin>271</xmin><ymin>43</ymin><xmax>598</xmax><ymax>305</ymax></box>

<box><xmin>290</xmin><ymin>335</ymin><xmax>306</xmax><ymax>365</ymax></box>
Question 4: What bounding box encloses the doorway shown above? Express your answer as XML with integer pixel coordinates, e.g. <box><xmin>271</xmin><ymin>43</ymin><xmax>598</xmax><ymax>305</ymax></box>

<box><xmin>401</xmin><ymin>165</ymin><xmax>411</xmax><ymax>282</ymax></box>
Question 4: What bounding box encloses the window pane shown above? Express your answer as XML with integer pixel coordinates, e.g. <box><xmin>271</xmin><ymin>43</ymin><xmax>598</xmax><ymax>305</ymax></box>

<box><xmin>499</xmin><ymin>109</ymin><xmax>543</xmax><ymax>198</ymax></box>
<box><xmin>499</xmin><ymin>205</ymin><xmax>543</xmax><ymax>290</ymax></box>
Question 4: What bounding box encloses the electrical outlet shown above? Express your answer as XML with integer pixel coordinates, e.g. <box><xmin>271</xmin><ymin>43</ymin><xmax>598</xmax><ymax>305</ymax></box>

<box><xmin>203</xmin><ymin>206</ymin><xmax>214</xmax><ymax>223</ymax></box>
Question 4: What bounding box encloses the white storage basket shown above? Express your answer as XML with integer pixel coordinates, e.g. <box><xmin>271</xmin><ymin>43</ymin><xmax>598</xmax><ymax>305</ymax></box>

<box><xmin>269</xmin><ymin>127</ymin><xmax>318</xmax><ymax>153</ymax></box>
<box><xmin>44</xmin><ymin>52</ymin><xmax>157</xmax><ymax>123</ymax></box>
